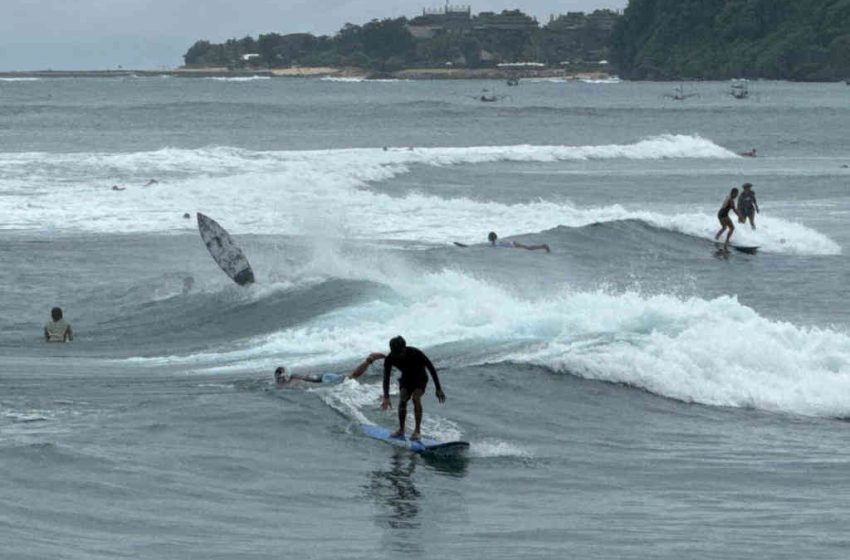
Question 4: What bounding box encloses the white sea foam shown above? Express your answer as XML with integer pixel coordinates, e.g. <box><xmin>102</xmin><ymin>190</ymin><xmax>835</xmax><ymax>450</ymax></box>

<box><xmin>130</xmin><ymin>250</ymin><xmax>850</xmax><ymax>418</ymax></box>
<box><xmin>470</xmin><ymin>440</ymin><xmax>533</xmax><ymax>458</ymax></box>
<box><xmin>0</xmin><ymin>135</ymin><xmax>836</xmax><ymax>254</ymax></box>
<box><xmin>0</xmin><ymin>77</ymin><xmax>41</xmax><ymax>82</ymax></box>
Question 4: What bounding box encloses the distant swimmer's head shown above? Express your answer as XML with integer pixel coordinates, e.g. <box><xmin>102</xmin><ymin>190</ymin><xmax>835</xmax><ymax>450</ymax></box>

<box><xmin>730</xmin><ymin>187</ymin><xmax>739</xmax><ymax>198</ymax></box>
<box><xmin>183</xmin><ymin>213</ymin><xmax>190</xmax><ymax>219</ymax></box>
<box><xmin>742</xmin><ymin>182</ymin><xmax>753</xmax><ymax>190</ymax></box>
<box><xmin>488</xmin><ymin>231</ymin><xmax>498</xmax><ymax>245</ymax></box>
<box><xmin>389</xmin><ymin>335</ymin><xmax>407</xmax><ymax>357</ymax></box>
<box><xmin>274</xmin><ymin>366</ymin><xmax>289</xmax><ymax>384</ymax></box>
<box><xmin>50</xmin><ymin>307</ymin><xmax>63</xmax><ymax>321</ymax></box>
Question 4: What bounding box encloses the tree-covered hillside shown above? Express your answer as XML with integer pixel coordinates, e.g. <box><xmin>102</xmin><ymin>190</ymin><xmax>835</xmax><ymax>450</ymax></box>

<box><xmin>183</xmin><ymin>10</ymin><xmax>619</xmax><ymax>71</ymax></box>
<box><xmin>611</xmin><ymin>0</ymin><xmax>850</xmax><ymax>80</ymax></box>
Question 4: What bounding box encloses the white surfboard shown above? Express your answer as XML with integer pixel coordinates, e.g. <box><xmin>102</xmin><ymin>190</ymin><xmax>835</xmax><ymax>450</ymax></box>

<box><xmin>197</xmin><ymin>213</ymin><xmax>255</xmax><ymax>286</ymax></box>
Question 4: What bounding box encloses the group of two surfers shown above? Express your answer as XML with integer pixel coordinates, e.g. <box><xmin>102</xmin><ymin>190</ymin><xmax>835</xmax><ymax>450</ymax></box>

<box><xmin>276</xmin><ymin>336</ymin><xmax>445</xmax><ymax>442</ymax></box>
<box><xmin>715</xmin><ymin>182</ymin><xmax>760</xmax><ymax>250</ymax></box>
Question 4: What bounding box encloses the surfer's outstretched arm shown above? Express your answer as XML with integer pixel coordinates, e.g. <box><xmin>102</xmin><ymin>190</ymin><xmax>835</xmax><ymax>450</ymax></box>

<box><xmin>348</xmin><ymin>352</ymin><xmax>386</xmax><ymax>379</ymax></box>
<box><xmin>423</xmin><ymin>354</ymin><xmax>446</xmax><ymax>403</ymax></box>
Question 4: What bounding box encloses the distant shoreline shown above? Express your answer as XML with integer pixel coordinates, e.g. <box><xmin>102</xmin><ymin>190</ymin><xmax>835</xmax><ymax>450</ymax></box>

<box><xmin>0</xmin><ymin>67</ymin><xmax>616</xmax><ymax>81</ymax></box>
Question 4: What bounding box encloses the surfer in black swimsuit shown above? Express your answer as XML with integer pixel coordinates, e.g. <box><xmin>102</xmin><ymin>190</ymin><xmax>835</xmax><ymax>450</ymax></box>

<box><xmin>714</xmin><ymin>187</ymin><xmax>741</xmax><ymax>251</ymax></box>
<box><xmin>381</xmin><ymin>336</ymin><xmax>445</xmax><ymax>441</ymax></box>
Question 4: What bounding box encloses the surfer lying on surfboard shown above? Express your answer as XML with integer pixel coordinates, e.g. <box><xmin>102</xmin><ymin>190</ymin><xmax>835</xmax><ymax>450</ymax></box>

<box><xmin>275</xmin><ymin>352</ymin><xmax>386</xmax><ymax>386</ymax></box>
<box><xmin>488</xmin><ymin>231</ymin><xmax>550</xmax><ymax>252</ymax></box>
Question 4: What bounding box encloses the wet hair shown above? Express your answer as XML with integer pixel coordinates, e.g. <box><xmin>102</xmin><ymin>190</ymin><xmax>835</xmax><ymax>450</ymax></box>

<box><xmin>389</xmin><ymin>336</ymin><xmax>407</xmax><ymax>355</ymax></box>
<box><xmin>488</xmin><ymin>231</ymin><xmax>498</xmax><ymax>243</ymax></box>
<box><xmin>274</xmin><ymin>366</ymin><xmax>287</xmax><ymax>383</ymax></box>
<box><xmin>742</xmin><ymin>183</ymin><xmax>753</xmax><ymax>189</ymax></box>
<box><xmin>730</xmin><ymin>188</ymin><xmax>739</xmax><ymax>198</ymax></box>
<box><xmin>51</xmin><ymin>307</ymin><xmax>63</xmax><ymax>321</ymax></box>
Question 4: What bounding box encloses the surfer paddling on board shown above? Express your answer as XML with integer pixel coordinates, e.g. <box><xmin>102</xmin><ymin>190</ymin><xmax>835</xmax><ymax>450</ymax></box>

<box><xmin>381</xmin><ymin>336</ymin><xmax>445</xmax><ymax>441</ymax></box>
<box><xmin>275</xmin><ymin>352</ymin><xmax>385</xmax><ymax>386</ymax></box>
<box><xmin>737</xmin><ymin>183</ymin><xmax>760</xmax><ymax>229</ymax></box>
<box><xmin>714</xmin><ymin>187</ymin><xmax>741</xmax><ymax>251</ymax></box>
<box><xmin>488</xmin><ymin>231</ymin><xmax>550</xmax><ymax>253</ymax></box>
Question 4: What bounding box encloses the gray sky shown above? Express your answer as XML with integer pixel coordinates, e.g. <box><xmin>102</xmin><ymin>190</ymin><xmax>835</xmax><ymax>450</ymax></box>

<box><xmin>0</xmin><ymin>0</ymin><xmax>627</xmax><ymax>70</ymax></box>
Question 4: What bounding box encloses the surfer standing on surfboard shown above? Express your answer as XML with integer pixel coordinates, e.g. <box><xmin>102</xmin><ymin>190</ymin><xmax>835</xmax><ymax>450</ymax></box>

<box><xmin>275</xmin><ymin>352</ymin><xmax>385</xmax><ymax>385</ymax></box>
<box><xmin>381</xmin><ymin>336</ymin><xmax>445</xmax><ymax>441</ymax></box>
<box><xmin>715</xmin><ymin>187</ymin><xmax>741</xmax><ymax>251</ymax></box>
<box><xmin>737</xmin><ymin>183</ymin><xmax>759</xmax><ymax>230</ymax></box>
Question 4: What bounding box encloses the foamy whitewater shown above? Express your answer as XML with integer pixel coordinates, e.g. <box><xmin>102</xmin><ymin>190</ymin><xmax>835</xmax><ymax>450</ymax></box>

<box><xmin>2</xmin><ymin>78</ymin><xmax>850</xmax><ymax>560</ymax></box>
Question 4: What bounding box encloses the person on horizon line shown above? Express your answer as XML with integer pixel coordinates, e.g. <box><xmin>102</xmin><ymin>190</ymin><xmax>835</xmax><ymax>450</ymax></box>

<box><xmin>488</xmin><ymin>231</ymin><xmax>550</xmax><ymax>253</ymax></box>
<box><xmin>275</xmin><ymin>352</ymin><xmax>386</xmax><ymax>386</ymax></box>
<box><xmin>715</xmin><ymin>187</ymin><xmax>741</xmax><ymax>251</ymax></box>
<box><xmin>737</xmin><ymin>182</ymin><xmax>760</xmax><ymax>230</ymax></box>
<box><xmin>739</xmin><ymin>148</ymin><xmax>757</xmax><ymax>157</ymax></box>
<box><xmin>381</xmin><ymin>336</ymin><xmax>445</xmax><ymax>441</ymax></box>
<box><xmin>44</xmin><ymin>307</ymin><xmax>73</xmax><ymax>343</ymax></box>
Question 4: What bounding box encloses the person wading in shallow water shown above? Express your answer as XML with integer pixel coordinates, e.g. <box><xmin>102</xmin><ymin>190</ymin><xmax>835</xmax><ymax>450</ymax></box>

<box><xmin>44</xmin><ymin>307</ymin><xmax>73</xmax><ymax>343</ymax></box>
<box><xmin>381</xmin><ymin>336</ymin><xmax>445</xmax><ymax>441</ymax></box>
<box><xmin>715</xmin><ymin>187</ymin><xmax>741</xmax><ymax>251</ymax></box>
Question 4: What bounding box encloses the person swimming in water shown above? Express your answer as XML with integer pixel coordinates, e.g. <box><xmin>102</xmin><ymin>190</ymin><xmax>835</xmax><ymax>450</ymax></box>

<box><xmin>736</xmin><ymin>182</ymin><xmax>759</xmax><ymax>230</ymax></box>
<box><xmin>275</xmin><ymin>352</ymin><xmax>385</xmax><ymax>385</ymax></box>
<box><xmin>488</xmin><ymin>231</ymin><xmax>550</xmax><ymax>253</ymax></box>
<box><xmin>739</xmin><ymin>148</ymin><xmax>757</xmax><ymax>157</ymax></box>
<box><xmin>714</xmin><ymin>187</ymin><xmax>741</xmax><ymax>251</ymax></box>
<box><xmin>381</xmin><ymin>336</ymin><xmax>445</xmax><ymax>441</ymax></box>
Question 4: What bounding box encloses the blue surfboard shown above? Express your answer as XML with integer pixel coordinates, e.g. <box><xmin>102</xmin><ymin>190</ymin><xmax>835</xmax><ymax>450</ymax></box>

<box><xmin>361</xmin><ymin>424</ymin><xmax>470</xmax><ymax>456</ymax></box>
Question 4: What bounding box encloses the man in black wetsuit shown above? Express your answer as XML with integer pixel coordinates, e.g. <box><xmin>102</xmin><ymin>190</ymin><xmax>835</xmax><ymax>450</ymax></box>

<box><xmin>381</xmin><ymin>336</ymin><xmax>446</xmax><ymax>441</ymax></box>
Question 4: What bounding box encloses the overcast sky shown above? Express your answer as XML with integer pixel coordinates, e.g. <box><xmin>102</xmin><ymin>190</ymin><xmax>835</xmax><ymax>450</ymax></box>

<box><xmin>0</xmin><ymin>0</ymin><xmax>627</xmax><ymax>70</ymax></box>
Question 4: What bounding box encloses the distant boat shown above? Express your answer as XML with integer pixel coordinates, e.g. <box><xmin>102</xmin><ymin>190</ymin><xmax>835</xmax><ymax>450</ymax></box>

<box><xmin>730</xmin><ymin>80</ymin><xmax>749</xmax><ymax>99</ymax></box>
<box><xmin>663</xmin><ymin>83</ymin><xmax>698</xmax><ymax>101</ymax></box>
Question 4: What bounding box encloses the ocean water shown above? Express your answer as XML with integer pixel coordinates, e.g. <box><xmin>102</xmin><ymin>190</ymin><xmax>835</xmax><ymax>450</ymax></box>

<box><xmin>2</xmin><ymin>77</ymin><xmax>850</xmax><ymax>559</ymax></box>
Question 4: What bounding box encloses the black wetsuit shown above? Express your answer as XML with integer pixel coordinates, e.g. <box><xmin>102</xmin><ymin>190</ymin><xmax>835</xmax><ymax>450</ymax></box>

<box><xmin>383</xmin><ymin>347</ymin><xmax>441</xmax><ymax>397</ymax></box>
<box><xmin>738</xmin><ymin>190</ymin><xmax>757</xmax><ymax>218</ymax></box>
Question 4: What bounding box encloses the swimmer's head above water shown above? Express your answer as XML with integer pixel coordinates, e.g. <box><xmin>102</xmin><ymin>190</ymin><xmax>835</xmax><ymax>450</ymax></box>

<box><xmin>274</xmin><ymin>366</ymin><xmax>289</xmax><ymax>384</ymax></box>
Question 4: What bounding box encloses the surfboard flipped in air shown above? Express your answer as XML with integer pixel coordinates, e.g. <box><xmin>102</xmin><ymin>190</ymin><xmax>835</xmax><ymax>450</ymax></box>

<box><xmin>361</xmin><ymin>424</ymin><xmax>470</xmax><ymax>456</ymax></box>
<box><xmin>197</xmin><ymin>212</ymin><xmax>255</xmax><ymax>286</ymax></box>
